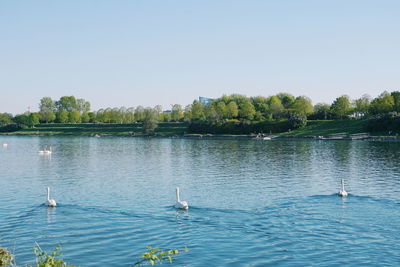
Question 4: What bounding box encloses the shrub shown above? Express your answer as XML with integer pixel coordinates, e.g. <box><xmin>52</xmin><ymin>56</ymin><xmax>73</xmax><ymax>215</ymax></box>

<box><xmin>135</xmin><ymin>246</ymin><xmax>188</xmax><ymax>266</ymax></box>
<box><xmin>0</xmin><ymin>248</ymin><xmax>14</xmax><ymax>267</ymax></box>
<box><xmin>32</xmin><ymin>244</ymin><xmax>75</xmax><ymax>267</ymax></box>
<box><xmin>288</xmin><ymin>114</ymin><xmax>307</xmax><ymax>129</ymax></box>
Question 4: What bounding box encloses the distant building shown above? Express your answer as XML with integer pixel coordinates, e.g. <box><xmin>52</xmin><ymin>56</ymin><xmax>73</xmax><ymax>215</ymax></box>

<box><xmin>348</xmin><ymin>111</ymin><xmax>365</xmax><ymax>119</ymax></box>
<box><xmin>199</xmin><ymin>97</ymin><xmax>213</xmax><ymax>106</ymax></box>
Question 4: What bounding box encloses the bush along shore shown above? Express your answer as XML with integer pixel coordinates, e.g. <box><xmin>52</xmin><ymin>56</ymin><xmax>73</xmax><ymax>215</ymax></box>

<box><xmin>2</xmin><ymin>91</ymin><xmax>400</xmax><ymax>138</ymax></box>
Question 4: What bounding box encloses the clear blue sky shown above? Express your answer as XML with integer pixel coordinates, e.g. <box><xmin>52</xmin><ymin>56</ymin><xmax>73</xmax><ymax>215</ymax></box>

<box><xmin>1</xmin><ymin>0</ymin><xmax>399</xmax><ymax>114</ymax></box>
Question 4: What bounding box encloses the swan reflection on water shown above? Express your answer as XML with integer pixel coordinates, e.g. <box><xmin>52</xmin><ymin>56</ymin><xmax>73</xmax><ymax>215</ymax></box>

<box><xmin>46</xmin><ymin>205</ymin><xmax>57</xmax><ymax>224</ymax></box>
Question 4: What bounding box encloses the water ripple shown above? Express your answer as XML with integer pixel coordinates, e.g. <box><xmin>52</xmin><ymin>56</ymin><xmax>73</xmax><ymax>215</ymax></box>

<box><xmin>1</xmin><ymin>137</ymin><xmax>400</xmax><ymax>266</ymax></box>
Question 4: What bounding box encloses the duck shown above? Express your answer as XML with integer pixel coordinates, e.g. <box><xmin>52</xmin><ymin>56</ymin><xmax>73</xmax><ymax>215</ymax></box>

<box><xmin>338</xmin><ymin>179</ymin><xmax>348</xmax><ymax>197</ymax></box>
<box><xmin>174</xmin><ymin>187</ymin><xmax>188</xmax><ymax>210</ymax></box>
<box><xmin>46</xmin><ymin>187</ymin><xmax>57</xmax><ymax>207</ymax></box>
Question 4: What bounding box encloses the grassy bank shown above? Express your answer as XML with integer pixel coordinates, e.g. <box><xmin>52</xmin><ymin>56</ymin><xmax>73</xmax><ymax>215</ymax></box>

<box><xmin>281</xmin><ymin>120</ymin><xmax>369</xmax><ymax>137</ymax></box>
<box><xmin>0</xmin><ymin>120</ymin><xmax>393</xmax><ymax>138</ymax></box>
<box><xmin>1</xmin><ymin>122</ymin><xmax>189</xmax><ymax>136</ymax></box>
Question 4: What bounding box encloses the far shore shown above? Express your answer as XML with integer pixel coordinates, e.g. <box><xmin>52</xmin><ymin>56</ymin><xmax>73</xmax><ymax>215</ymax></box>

<box><xmin>1</xmin><ymin>131</ymin><xmax>399</xmax><ymax>142</ymax></box>
<box><xmin>1</xmin><ymin>120</ymin><xmax>398</xmax><ymax>141</ymax></box>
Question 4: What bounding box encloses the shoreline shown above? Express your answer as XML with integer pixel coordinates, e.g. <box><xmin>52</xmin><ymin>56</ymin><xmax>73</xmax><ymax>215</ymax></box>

<box><xmin>1</xmin><ymin>132</ymin><xmax>399</xmax><ymax>141</ymax></box>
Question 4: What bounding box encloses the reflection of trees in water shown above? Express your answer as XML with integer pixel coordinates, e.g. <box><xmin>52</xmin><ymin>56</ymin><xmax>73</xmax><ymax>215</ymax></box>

<box><xmin>330</xmin><ymin>141</ymin><xmax>352</xmax><ymax>174</ymax></box>
<box><xmin>357</xmin><ymin>142</ymin><xmax>400</xmax><ymax>192</ymax></box>
<box><xmin>181</xmin><ymin>140</ymin><xmax>316</xmax><ymax>185</ymax></box>
<box><xmin>37</xmin><ymin>137</ymin><xmax>94</xmax><ymax>186</ymax></box>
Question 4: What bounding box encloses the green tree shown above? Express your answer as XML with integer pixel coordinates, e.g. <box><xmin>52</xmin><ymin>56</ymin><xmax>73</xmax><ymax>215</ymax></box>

<box><xmin>190</xmin><ymin>100</ymin><xmax>205</xmax><ymax>120</ymax></box>
<box><xmin>171</xmin><ymin>104</ymin><xmax>184</xmax><ymax>121</ymax></box>
<box><xmin>39</xmin><ymin>97</ymin><xmax>56</xmax><ymax>112</ymax></box>
<box><xmin>57</xmin><ymin>110</ymin><xmax>69</xmax><ymax>123</ymax></box>
<box><xmin>216</xmin><ymin>102</ymin><xmax>227</xmax><ymax>119</ymax></box>
<box><xmin>390</xmin><ymin>91</ymin><xmax>400</xmax><ymax>112</ymax></box>
<box><xmin>267</xmin><ymin>96</ymin><xmax>284</xmax><ymax>120</ymax></box>
<box><xmin>28</xmin><ymin>113</ymin><xmax>40</xmax><ymax>127</ymax></box>
<box><xmin>96</xmin><ymin>109</ymin><xmax>104</xmax><ymax>122</ymax></box>
<box><xmin>228</xmin><ymin>94</ymin><xmax>248</xmax><ymax>106</ymax></box>
<box><xmin>0</xmin><ymin>113</ymin><xmax>13</xmax><ymax>126</ymax></box>
<box><xmin>161</xmin><ymin>112</ymin><xmax>171</xmax><ymax>122</ymax></box>
<box><xmin>135</xmin><ymin>106</ymin><xmax>145</xmax><ymax>121</ymax></box>
<box><xmin>369</xmin><ymin>92</ymin><xmax>394</xmax><ymax>115</ymax></box>
<box><xmin>39</xmin><ymin>97</ymin><xmax>56</xmax><ymax>123</ymax></box>
<box><xmin>142</xmin><ymin>107</ymin><xmax>159</xmax><ymax>134</ymax></box>
<box><xmin>76</xmin><ymin>98</ymin><xmax>91</xmax><ymax>113</ymax></box>
<box><xmin>126</xmin><ymin>107</ymin><xmax>135</xmax><ymax>123</ymax></box>
<box><xmin>81</xmin><ymin>111</ymin><xmax>90</xmax><ymax>123</ymax></box>
<box><xmin>330</xmin><ymin>95</ymin><xmax>353</xmax><ymax>119</ymax></box>
<box><xmin>56</xmin><ymin>96</ymin><xmax>77</xmax><ymax>111</ymax></box>
<box><xmin>103</xmin><ymin>108</ymin><xmax>112</xmax><ymax>123</ymax></box>
<box><xmin>14</xmin><ymin>114</ymin><xmax>29</xmax><ymax>126</ymax></box>
<box><xmin>40</xmin><ymin>110</ymin><xmax>56</xmax><ymax>123</ymax></box>
<box><xmin>353</xmin><ymin>94</ymin><xmax>370</xmax><ymax>117</ymax></box>
<box><xmin>110</xmin><ymin>107</ymin><xmax>122</xmax><ymax>123</ymax></box>
<box><xmin>276</xmin><ymin>93</ymin><xmax>295</xmax><ymax>109</ymax></box>
<box><xmin>291</xmin><ymin>96</ymin><xmax>313</xmax><ymax>115</ymax></box>
<box><xmin>88</xmin><ymin>112</ymin><xmax>96</xmax><ymax>123</ymax></box>
<box><xmin>251</xmin><ymin>96</ymin><xmax>269</xmax><ymax>118</ymax></box>
<box><xmin>239</xmin><ymin>101</ymin><xmax>256</xmax><ymax>120</ymax></box>
<box><xmin>226</xmin><ymin>101</ymin><xmax>239</xmax><ymax>119</ymax></box>
<box><xmin>154</xmin><ymin>105</ymin><xmax>163</xmax><ymax>121</ymax></box>
<box><xmin>312</xmin><ymin>103</ymin><xmax>331</xmax><ymax>120</ymax></box>
<box><xmin>68</xmin><ymin>110</ymin><xmax>81</xmax><ymax>123</ymax></box>
<box><xmin>205</xmin><ymin>104</ymin><xmax>219</xmax><ymax>123</ymax></box>
<box><xmin>183</xmin><ymin>105</ymin><xmax>192</xmax><ymax>121</ymax></box>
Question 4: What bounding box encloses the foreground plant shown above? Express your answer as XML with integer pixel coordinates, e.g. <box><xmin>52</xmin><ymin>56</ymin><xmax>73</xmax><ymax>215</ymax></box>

<box><xmin>32</xmin><ymin>244</ymin><xmax>76</xmax><ymax>267</ymax></box>
<box><xmin>0</xmin><ymin>248</ymin><xmax>15</xmax><ymax>267</ymax></box>
<box><xmin>135</xmin><ymin>246</ymin><xmax>188</xmax><ymax>266</ymax></box>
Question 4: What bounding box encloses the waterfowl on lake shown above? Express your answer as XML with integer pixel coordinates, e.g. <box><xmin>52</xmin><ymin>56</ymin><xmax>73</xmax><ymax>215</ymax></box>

<box><xmin>46</xmin><ymin>187</ymin><xmax>57</xmax><ymax>207</ymax></box>
<box><xmin>338</xmin><ymin>179</ymin><xmax>348</xmax><ymax>197</ymax></box>
<box><xmin>3</xmin><ymin>143</ymin><xmax>7</xmax><ymax>148</ymax></box>
<box><xmin>175</xmin><ymin>187</ymin><xmax>188</xmax><ymax>210</ymax></box>
<box><xmin>39</xmin><ymin>146</ymin><xmax>52</xmax><ymax>154</ymax></box>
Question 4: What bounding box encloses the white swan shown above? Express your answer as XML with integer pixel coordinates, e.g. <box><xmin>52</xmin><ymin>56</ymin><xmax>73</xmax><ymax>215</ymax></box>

<box><xmin>338</xmin><ymin>179</ymin><xmax>348</xmax><ymax>197</ymax></box>
<box><xmin>46</xmin><ymin>187</ymin><xmax>57</xmax><ymax>207</ymax></box>
<box><xmin>39</xmin><ymin>146</ymin><xmax>52</xmax><ymax>154</ymax></box>
<box><xmin>175</xmin><ymin>187</ymin><xmax>188</xmax><ymax>210</ymax></box>
<box><xmin>3</xmin><ymin>143</ymin><xmax>7</xmax><ymax>148</ymax></box>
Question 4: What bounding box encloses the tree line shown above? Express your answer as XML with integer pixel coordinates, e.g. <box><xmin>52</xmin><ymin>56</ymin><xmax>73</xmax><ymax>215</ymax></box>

<box><xmin>1</xmin><ymin>91</ymin><xmax>400</xmax><ymax>132</ymax></box>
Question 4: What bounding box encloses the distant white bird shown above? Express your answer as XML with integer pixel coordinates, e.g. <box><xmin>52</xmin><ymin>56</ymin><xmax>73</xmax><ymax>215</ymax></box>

<box><xmin>39</xmin><ymin>146</ymin><xmax>52</xmax><ymax>154</ymax></box>
<box><xmin>338</xmin><ymin>179</ymin><xmax>348</xmax><ymax>197</ymax></box>
<box><xmin>3</xmin><ymin>143</ymin><xmax>7</xmax><ymax>148</ymax></box>
<box><xmin>175</xmin><ymin>187</ymin><xmax>188</xmax><ymax>210</ymax></box>
<box><xmin>46</xmin><ymin>187</ymin><xmax>57</xmax><ymax>207</ymax></box>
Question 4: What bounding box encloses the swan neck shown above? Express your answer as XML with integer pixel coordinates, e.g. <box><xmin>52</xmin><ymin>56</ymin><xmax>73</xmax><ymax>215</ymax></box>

<box><xmin>176</xmin><ymin>188</ymin><xmax>180</xmax><ymax>202</ymax></box>
<box><xmin>341</xmin><ymin>179</ymin><xmax>345</xmax><ymax>191</ymax></box>
<box><xmin>47</xmin><ymin>187</ymin><xmax>50</xmax><ymax>200</ymax></box>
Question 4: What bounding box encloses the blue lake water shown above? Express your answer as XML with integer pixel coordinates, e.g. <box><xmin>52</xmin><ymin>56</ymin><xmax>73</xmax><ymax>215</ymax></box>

<box><xmin>0</xmin><ymin>136</ymin><xmax>400</xmax><ymax>266</ymax></box>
